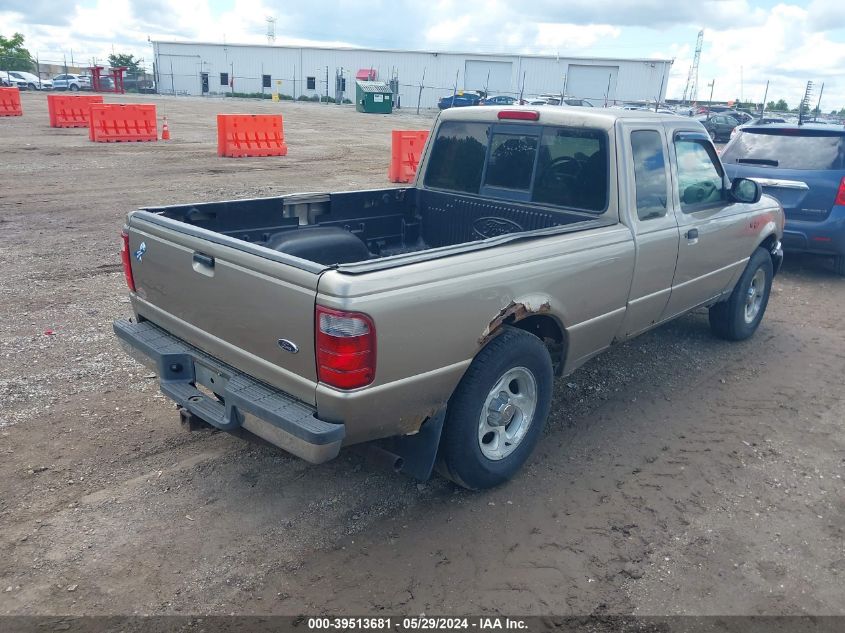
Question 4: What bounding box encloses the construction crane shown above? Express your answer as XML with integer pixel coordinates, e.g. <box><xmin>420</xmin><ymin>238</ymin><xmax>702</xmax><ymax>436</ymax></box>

<box><xmin>682</xmin><ymin>30</ymin><xmax>704</xmax><ymax>104</ymax></box>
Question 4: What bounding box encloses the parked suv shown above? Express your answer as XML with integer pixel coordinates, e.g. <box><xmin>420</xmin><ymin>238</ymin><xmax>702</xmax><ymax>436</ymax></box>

<box><xmin>52</xmin><ymin>73</ymin><xmax>91</xmax><ymax>91</ymax></box>
<box><xmin>4</xmin><ymin>70</ymin><xmax>51</xmax><ymax>90</ymax></box>
<box><xmin>722</xmin><ymin>123</ymin><xmax>845</xmax><ymax>274</ymax></box>
<box><xmin>0</xmin><ymin>70</ymin><xmax>27</xmax><ymax>89</ymax></box>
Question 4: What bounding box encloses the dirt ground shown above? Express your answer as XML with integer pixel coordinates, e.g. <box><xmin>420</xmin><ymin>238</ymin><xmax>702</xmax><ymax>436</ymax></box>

<box><xmin>1</xmin><ymin>91</ymin><xmax>843</xmax><ymax>617</ymax></box>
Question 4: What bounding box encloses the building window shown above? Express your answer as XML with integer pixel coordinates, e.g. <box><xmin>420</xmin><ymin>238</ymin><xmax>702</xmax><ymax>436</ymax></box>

<box><xmin>262</xmin><ymin>74</ymin><xmax>271</xmax><ymax>88</ymax></box>
<box><xmin>220</xmin><ymin>72</ymin><xmax>228</xmax><ymax>86</ymax></box>
<box><xmin>306</xmin><ymin>76</ymin><xmax>316</xmax><ymax>90</ymax></box>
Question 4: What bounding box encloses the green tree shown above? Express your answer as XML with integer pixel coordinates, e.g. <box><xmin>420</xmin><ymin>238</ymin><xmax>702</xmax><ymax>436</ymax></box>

<box><xmin>0</xmin><ymin>32</ymin><xmax>35</xmax><ymax>71</ymax></box>
<box><xmin>768</xmin><ymin>99</ymin><xmax>788</xmax><ymax>112</ymax></box>
<box><xmin>107</xmin><ymin>53</ymin><xmax>142</xmax><ymax>72</ymax></box>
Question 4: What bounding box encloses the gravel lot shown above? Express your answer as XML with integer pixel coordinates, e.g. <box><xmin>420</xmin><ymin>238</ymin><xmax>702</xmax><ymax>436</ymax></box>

<box><xmin>1</xmin><ymin>91</ymin><xmax>843</xmax><ymax>617</ymax></box>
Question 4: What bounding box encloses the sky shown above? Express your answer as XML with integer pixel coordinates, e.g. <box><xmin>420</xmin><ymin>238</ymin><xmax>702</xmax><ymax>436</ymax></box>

<box><xmin>1</xmin><ymin>0</ymin><xmax>844</xmax><ymax>109</ymax></box>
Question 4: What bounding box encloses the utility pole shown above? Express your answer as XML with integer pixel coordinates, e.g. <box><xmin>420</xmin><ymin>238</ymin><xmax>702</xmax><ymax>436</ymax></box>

<box><xmin>518</xmin><ymin>70</ymin><xmax>526</xmax><ymax>104</ymax></box>
<box><xmin>707</xmin><ymin>79</ymin><xmax>715</xmax><ymax>117</ymax></box>
<box><xmin>760</xmin><ymin>80</ymin><xmax>769</xmax><ymax>117</ymax></box>
<box><xmin>325</xmin><ymin>65</ymin><xmax>329</xmax><ymax>103</ymax></box>
<box><xmin>416</xmin><ymin>67</ymin><xmax>426</xmax><ymax>114</ymax></box>
<box><xmin>451</xmin><ymin>69</ymin><xmax>459</xmax><ymax>105</ymax></box>
<box><xmin>814</xmin><ymin>82</ymin><xmax>824</xmax><ymax>121</ymax></box>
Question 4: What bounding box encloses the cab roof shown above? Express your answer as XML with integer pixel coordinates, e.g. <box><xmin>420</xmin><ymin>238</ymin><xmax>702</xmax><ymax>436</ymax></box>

<box><xmin>438</xmin><ymin>105</ymin><xmax>695</xmax><ymax>131</ymax></box>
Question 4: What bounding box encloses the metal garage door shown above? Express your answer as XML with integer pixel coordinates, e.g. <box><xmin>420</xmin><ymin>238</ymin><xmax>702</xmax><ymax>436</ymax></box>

<box><xmin>567</xmin><ymin>64</ymin><xmax>618</xmax><ymax>106</ymax></box>
<box><xmin>464</xmin><ymin>60</ymin><xmax>513</xmax><ymax>94</ymax></box>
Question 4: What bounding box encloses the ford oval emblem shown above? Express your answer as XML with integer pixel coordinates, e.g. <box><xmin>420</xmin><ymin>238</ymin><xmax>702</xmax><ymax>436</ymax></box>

<box><xmin>472</xmin><ymin>217</ymin><xmax>523</xmax><ymax>239</ymax></box>
<box><xmin>277</xmin><ymin>339</ymin><xmax>299</xmax><ymax>354</ymax></box>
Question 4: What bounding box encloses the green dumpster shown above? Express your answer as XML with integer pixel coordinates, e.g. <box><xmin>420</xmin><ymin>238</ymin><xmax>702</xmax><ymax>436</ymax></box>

<box><xmin>355</xmin><ymin>81</ymin><xmax>394</xmax><ymax>114</ymax></box>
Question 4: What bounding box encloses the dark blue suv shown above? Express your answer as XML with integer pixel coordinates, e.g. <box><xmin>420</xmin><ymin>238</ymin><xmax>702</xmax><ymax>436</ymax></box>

<box><xmin>722</xmin><ymin>124</ymin><xmax>845</xmax><ymax>274</ymax></box>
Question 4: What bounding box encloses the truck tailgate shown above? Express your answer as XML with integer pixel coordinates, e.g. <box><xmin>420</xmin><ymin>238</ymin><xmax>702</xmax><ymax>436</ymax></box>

<box><xmin>126</xmin><ymin>212</ymin><xmax>324</xmax><ymax>405</ymax></box>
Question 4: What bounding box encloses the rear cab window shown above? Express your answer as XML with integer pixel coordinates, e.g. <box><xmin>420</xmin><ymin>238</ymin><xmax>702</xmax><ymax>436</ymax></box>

<box><xmin>424</xmin><ymin>119</ymin><xmax>609</xmax><ymax>213</ymax></box>
<box><xmin>722</xmin><ymin>128</ymin><xmax>845</xmax><ymax>170</ymax></box>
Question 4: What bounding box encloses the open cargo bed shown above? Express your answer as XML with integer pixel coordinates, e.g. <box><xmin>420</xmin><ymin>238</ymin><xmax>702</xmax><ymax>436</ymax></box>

<box><xmin>137</xmin><ymin>187</ymin><xmax>608</xmax><ymax>269</ymax></box>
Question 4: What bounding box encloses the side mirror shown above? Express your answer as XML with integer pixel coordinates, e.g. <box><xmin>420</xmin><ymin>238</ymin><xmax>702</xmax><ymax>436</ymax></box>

<box><xmin>730</xmin><ymin>177</ymin><xmax>762</xmax><ymax>204</ymax></box>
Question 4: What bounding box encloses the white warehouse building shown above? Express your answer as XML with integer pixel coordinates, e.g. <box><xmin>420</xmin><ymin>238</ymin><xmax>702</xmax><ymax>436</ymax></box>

<box><xmin>152</xmin><ymin>40</ymin><xmax>673</xmax><ymax>109</ymax></box>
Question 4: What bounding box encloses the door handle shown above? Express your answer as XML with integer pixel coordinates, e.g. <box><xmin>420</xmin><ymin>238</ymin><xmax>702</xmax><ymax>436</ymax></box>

<box><xmin>685</xmin><ymin>228</ymin><xmax>699</xmax><ymax>244</ymax></box>
<box><xmin>192</xmin><ymin>252</ymin><xmax>215</xmax><ymax>268</ymax></box>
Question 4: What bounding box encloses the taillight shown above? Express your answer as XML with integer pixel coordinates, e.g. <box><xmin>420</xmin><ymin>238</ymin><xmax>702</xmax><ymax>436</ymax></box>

<box><xmin>120</xmin><ymin>231</ymin><xmax>136</xmax><ymax>292</ymax></box>
<box><xmin>835</xmin><ymin>177</ymin><xmax>845</xmax><ymax>206</ymax></box>
<box><xmin>498</xmin><ymin>110</ymin><xmax>539</xmax><ymax>121</ymax></box>
<box><xmin>315</xmin><ymin>306</ymin><xmax>376</xmax><ymax>389</ymax></box>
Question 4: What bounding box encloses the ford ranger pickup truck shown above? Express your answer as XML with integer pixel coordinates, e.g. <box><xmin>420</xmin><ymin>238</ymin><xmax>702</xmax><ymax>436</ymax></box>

<box><xmin>114</xmin><ymin>106</ymin><xmax>784</xmax><ymax>489</ymax></box>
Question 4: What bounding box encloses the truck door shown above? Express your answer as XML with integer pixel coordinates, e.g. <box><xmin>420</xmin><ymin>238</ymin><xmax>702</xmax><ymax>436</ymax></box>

<box><xmin>662</xmin><ymin>131</ymin><xmax>750</xmax><ymax>319</ymax></box>
<box><xmin>617</xmin><ymin>126</ymin><xmax>679</xmax><ymax>338</ymax></box>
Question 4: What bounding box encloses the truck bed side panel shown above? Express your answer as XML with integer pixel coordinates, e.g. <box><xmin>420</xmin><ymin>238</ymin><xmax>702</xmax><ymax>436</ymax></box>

<box><xmin>315</xmin><ymin>223</ymin><xmax>635</xmax><ymax>443</ymax></box>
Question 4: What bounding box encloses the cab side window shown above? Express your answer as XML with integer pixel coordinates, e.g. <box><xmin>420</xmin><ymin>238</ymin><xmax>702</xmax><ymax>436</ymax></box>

<box><xmin>630</xmin><ymin>130</ymin><xmax>668</xmax><ymax>220</ymax></box>
<box><xmin>674</xmin><ymin>137</ymin><xmax>726</xmax><ymax>211</ymax></box>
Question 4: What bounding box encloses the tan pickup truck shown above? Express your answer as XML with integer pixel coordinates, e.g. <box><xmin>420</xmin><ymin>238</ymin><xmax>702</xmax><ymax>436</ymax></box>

<box><xmin>114</xmin><ymin>106</ymin><xmax>783</xmax><ymax>489</ymax></box>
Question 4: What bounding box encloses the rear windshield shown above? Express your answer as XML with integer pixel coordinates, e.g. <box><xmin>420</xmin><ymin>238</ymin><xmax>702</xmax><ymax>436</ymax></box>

<box><xmin>424</xmin><ymin>120</ymin><xmax>608</xmax><ymax>213</ymax></box>
<box><xmin>722</xmin><ymin>129</ymin><xmax>845</xmax><ymax>170</ymax></box>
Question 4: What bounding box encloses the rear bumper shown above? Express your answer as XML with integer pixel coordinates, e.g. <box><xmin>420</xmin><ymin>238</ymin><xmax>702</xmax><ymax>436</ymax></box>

<box><xmin>782</xmin><ymin>205</ymin><xmax>845</xmax><ymax>257</ymax></box>
<box><xmin>113</xmin><ymin>319</ymin><xmax>345</xmax><ymax>464</ymax></box>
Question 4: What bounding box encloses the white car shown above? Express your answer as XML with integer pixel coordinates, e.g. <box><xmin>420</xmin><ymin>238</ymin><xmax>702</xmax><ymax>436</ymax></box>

<box><xmin>52</xmin><ymin>73</ymin><xmax>92</xmax><ymax>91</ymax></box>
<box><xmin>0</xmin><ymin>70</ymin><xmax>28</xmax><ymax>89</ymax></box>
<box><xmin>4</xmin><ymin>70</ymin><xmax>52</xmax><ymax>90</ymax></box>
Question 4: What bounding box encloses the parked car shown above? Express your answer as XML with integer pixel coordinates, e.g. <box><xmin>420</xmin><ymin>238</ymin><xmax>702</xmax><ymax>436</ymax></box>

<box><xmin>437</xmin><ymin>92</ymin><xmax>482</xmax><ymax>109</ymax></box>
<box><xmin>753</xmin><ymin>116</ymin><xmax>786</xmax><ymax>124</ymax></box>
<box><xmin>480</xmin><ymin>95</ymin><xmax>517</xmax><ymax>106</ymax></box>
<box><xmin>727</xmin><ymin>110</ymin><xmax>754</xmax><ymax>124</ymax></box>
<box><xmin>722</xmin><ymin>123</ymin><xmax>845</xmax><ymax>275</ymax></box>
<box><xmin>4</xmin><ymin>70</ymin><xmax>51</xmax><ymax>90</ymax></box>
<box><xmin>697</xmin><ymin>105</ymin><xmax>734</xmax><ymax>115</ymax></box>
<box><xmin>114</xmin><ymin>107</ymin><xmax>783</xmax><ymax>489</ymax></box>
<box><xmin>562</xmin><ymin>98</ymin><xmax>593</xmax><ymax>107</ymax></box>
<box><xmin>702</xmin><ymin>114</ymin><xmax>741</xmax><ymax>142</ymax></box>
<box><xmin>52</xmin><ymin>73</ymin><xmax>91</xmax><ymax>91</ymax></box>
<box><xmin>0</xmin><ymin>70</ymin><xmax>27</xmax><ymax>89</ymax></box>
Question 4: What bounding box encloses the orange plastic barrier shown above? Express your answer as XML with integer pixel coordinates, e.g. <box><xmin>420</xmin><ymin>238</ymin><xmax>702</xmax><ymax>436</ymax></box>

<box><xmin>89</xmin><ymin>103</ymin><xmax>158</xmax><ymax>142</ymax></box>
<box><xmin>0</xmin><ymin>88</ymin><xmax>22</xmax><ymax>116</ymax></box>
<box><xmin>217</xmin><ymin>114</ymin><xmax>288</xmax><ymax>157</ymax></box>
<box><xmin>47</xmin><ymin>94</ymin><xmax>103</xmax><ymax>127</ymax></box>
<box><xmin>388</xmin><ymin>130</ymin><xmax>429</xmax><ymax>183</ymax></box>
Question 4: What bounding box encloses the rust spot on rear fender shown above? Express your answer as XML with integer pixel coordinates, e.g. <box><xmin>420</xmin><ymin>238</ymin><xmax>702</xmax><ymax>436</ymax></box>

<box><xmin>479</xmin><ymin>299</ymin><xmax>552</xmax><ymax>345</ymax></box>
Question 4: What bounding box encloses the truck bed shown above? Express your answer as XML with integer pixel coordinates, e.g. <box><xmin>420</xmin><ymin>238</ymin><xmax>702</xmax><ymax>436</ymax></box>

<box><xmin>139</xmin><ymin>187</ymin><xmax>605</xmax><ymax>268</ymax></box>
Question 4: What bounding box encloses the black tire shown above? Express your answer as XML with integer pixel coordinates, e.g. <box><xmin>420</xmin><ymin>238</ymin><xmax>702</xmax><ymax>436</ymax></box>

<box><xmin>440</xmin><ymin>327</ymin><xmax>553</xmax><ymax>490</ymax></box>
<box><xmin>709</xmin><ymin>247</ymin><xmax>773</xmax><ymax>341</ymax></box>
<box><xmin>70</xmin><ymin>84</ymin><xmax>79</xmax><ymax>92</ymax></box>
<box><xmin>834</xmin><ymin>255</ymin><xmax>845</xmax><ymax>276</ymax></box>
<box><xmin>27</xmin><ymin>83</ymin><xmax>36</xmax><ymax>90</ymax></box>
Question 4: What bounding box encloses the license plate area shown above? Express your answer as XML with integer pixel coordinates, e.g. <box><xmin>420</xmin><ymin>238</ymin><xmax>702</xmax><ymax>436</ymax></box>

<box><xmin>194</xmin><ymin>361</ymin><xmax>230</xmax><ymax>398</ymax></box>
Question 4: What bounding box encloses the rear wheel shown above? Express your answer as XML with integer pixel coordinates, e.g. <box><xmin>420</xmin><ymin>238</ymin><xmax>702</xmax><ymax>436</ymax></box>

<box><xmin>834</xmin><ymin>255</ymin><xmax>845</xmax><ymax>276</ymax></box>
<box><xmin>440</xmin><ymin>327</ymin><xmax>553</xmax><ymax>490</ymax></box>
<box><xmin>27</xmin><ymin>83</ymin><xmax>36</xmax><ymax>90</ymax></box>
<box><xmin>70</xmin><ymin>83</ymin><xmax>79</xmax><ymax>92</ymax></box>
<box><xmin>709</xmin><ymin>247</ymin><xmax>773</xmax><ymax>341</ymax></box>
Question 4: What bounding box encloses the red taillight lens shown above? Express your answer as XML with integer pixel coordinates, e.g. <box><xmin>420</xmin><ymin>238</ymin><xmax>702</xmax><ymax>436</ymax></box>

<box><xmin>120</xmin><ymin>231</ymin><xmax>136</xmax><ymax>292</ymax></box>
<box><xmin>498</xmin><ymin>110</ymin><xmax>539</xmax><ymax>121</ymax></box>
<box><xmin>835</xmin><ymin>177</ymin><xmax>845</xmax><ymax>206</ymax></box>
<box><xmin>315</xmin><ymin>306</ymin><xmax>376</xmax><ymax>389</ymax></box>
